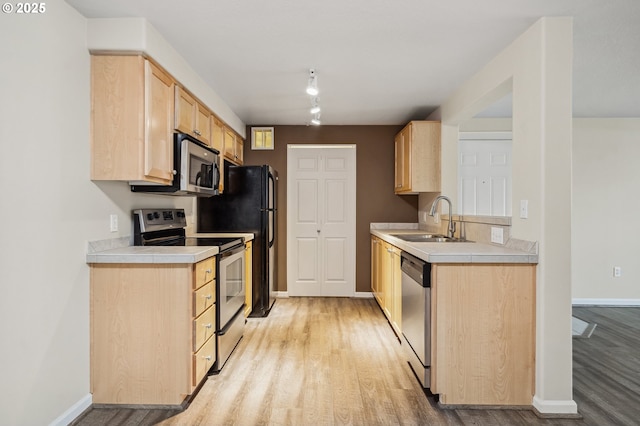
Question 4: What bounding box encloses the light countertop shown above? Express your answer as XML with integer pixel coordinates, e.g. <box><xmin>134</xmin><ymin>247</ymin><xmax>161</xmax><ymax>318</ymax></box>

<box><xmin>371</xmin><ymin>229</ymin><xmax>537</xmax><ymax>264</ymax></box>
<box><xmin>86</xmin><ymin>232</ymin><xmax>254</xmax><ymax>264</ymax></box>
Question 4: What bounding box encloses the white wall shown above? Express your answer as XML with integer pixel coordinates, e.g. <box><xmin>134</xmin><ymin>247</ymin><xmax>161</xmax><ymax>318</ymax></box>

<box><xmin>87</xmin><ymin>18</ymin><xmax>246</xmax><ymax>138</ymax></box>
<box><xmin>0</xmin><ymin>1</ymin><xmax>229</xmax><ymax>424</ymax></box>
<box><xmin>428</xmin><ymin>18</ymin><xmax>576</xmax><ymax>414</ymax></box>
<box><xmin>572</xmin><ymin>118</ymin><xmax>640</xmax><ymax>303</ymax></box>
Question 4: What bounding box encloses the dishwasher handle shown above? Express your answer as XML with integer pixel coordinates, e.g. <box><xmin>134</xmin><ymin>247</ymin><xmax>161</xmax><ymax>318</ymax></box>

<box><xmin>401</xmin><ymin>251</ymin><xmax>431</xmax><ymax>288</ymax></box>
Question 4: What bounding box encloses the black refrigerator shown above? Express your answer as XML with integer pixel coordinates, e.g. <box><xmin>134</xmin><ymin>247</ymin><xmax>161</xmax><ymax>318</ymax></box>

<box><xmin>198</xmin><ymin>165</ymin><xmax>277</xmax><ymax>317</ymax></box>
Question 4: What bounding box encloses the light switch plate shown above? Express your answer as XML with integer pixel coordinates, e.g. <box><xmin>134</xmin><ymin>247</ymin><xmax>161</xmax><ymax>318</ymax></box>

<box><xmin>491</xmin><ymin>227</ymin><xmax>504</xmax><ymax>244</ymax></box>
<box><xmin>110</xmin><ymin>214</ymin><xmax>118</xmax><ymax>232</ymax></box>
<box><xmin>520</xmin><ymin>200</ymin><xmax>529</xmax><ymax>219</ymax></box>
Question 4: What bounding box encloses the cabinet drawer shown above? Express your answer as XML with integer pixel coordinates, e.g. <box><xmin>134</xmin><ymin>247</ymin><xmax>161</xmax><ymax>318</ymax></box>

<box><xmin>194</xmin><ymin>257</ymin><xmax>215</xmax><ymax>289</ymax></box>
<box><xmin>193</xmin><ymin>335</ymin><xmax>215</xmax><ymax>386</ymax></box>
<box><xmin>194</xmin><ymin>281</ymin><xmax>215</xmax><ymax>317</ymax></box>
<box><xmin>193</xmin><ymin>305</ymin><xmax>215</xmax><ymax>351</ymax></box>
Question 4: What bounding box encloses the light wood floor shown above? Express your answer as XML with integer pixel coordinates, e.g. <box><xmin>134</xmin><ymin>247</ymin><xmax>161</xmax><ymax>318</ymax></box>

<box><xmin>73</xmin><ymin>298</ymin><xmax>640</xmax><ymax>426</ymax></box>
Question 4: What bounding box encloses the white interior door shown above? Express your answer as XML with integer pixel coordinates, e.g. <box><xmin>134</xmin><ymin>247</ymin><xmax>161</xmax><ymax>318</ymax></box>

<box><xmin>287</xmin><ymin>145</ymin><xmax>356</xmax><ymax>297</ymax></box>
<box><xmin>458</xmin><ymin>133</ymin><xmax>512</xmax><ymax>216</ymax></box>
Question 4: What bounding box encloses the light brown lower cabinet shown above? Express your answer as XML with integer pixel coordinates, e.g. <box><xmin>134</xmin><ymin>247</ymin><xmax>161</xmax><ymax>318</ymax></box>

<box><xmin>370</xmin><ymin>234</ymin><xmax>536</xmax><ymax>406</ymax></box>
<box><xmin>370</xmin><ymin>236</ymin><xmax>402</xmax><ymax>337</ymax></box>
<box><xmin>90</xmin><ymin>258</ymin><xmax>216</xmax><ymax>406</ymax></box>
<box><xmin>431</xmin><ymin>263</ymin><xmax>536</xmax><ymax>406</ymax></box>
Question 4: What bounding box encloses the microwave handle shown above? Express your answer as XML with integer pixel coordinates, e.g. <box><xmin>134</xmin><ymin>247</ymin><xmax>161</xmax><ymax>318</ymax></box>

<box><xmin>214</xmin><ymin>161</ymin><xmax>221</xmax><ymax>192</ymax></box>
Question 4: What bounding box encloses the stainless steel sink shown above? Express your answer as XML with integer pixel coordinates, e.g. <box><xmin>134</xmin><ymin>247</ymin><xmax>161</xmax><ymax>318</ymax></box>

<box><xmin>389</xmin><ymin>233</ymin><xmax>470</xmax><ymax>243</ymax></box>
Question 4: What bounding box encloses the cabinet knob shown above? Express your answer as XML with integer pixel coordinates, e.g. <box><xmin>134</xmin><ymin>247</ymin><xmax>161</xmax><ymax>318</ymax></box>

<box><xmin>204</xmin><ymin>294</ymin><xmax>212</xmax><ymax>300</ymax></box>
<box><xmin>204</xmin><ymin>355</ymin><xmax>212</xmax><ymax>361</ymax></box>
<box><xmin>194</xmin><ymin>129</ymin><xmax>201</xmax><ymax>136</ymax></box>
<box><xmin>205</xmin><ymin>323</ymin><xmax>212</xmax><ymax>329</ymax></box>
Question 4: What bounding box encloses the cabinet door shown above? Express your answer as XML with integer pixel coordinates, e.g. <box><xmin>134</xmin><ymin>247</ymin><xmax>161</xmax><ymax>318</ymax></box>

<box><xmin>401</xmin><ymin>126</ymin><xmax>411</xmax><ymax>190</ymax></box>
<box><xmin>195</xmin><ymin>103</ymin><xmax>211</xmax><ymax>146</ymax></box>
<box><xmin>394</xmin><ymin>125</ymin><xmax>411</xmax><ymax>193</ymax></box>
<box><xmin>394</xmin><ymin>121</ymin><xmax>441</xmax><ymax>194</ymax></box>
<box><xmin>235</xmin><ymin>137</ymin><xmax>244</xmax><ymax>164</ymax></box>
<box><xmin>394</xmin><ymin>133</ymin><xmax>404</xmax><ymax>191</ymax></box>
<box><xmin>391</xmin><ymin>248</ymin><xmax>402</xmax><ymax>334</ymax></box>
<box><xmin>211</xmin><ymin>117</ymin><xmax>224</xmax><ymax>154</ymax></box>
<box><xmin>371</xmin><ymin>237</ymin><xmax>380</xmax><ymax>303</ymax></box>
<box><xmin>174</xmin><ymin>86</ymin><xmax>196</xmax><ymax>135</ymax></box>
<box><xmin>144</xmin><ymin>61</ymin><xmax>175</xmax><ymax>183</ymax></box>
<box><xmin>223</xmin><ymin>128</ymin><xmax>237</xmax><ymax>162</ymax></box>
<box><xmin>381</xmin><ymin>242</ymin><xmax>392</xmax><ymax>318</ymax></box>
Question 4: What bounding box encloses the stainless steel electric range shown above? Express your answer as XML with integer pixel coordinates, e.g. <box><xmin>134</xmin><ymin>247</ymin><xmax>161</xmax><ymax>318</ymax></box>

<box><xmin>133</xmin><ymin>208</ymin><xmax>246</xmax><ymax>373</ymax></box>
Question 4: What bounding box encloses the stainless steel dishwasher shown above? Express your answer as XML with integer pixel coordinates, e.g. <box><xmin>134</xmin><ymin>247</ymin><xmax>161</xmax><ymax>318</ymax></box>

<box><xmin>401</xmin><ymin>251</ymin><xmax>432</xmax><ymax>388</ymax></box>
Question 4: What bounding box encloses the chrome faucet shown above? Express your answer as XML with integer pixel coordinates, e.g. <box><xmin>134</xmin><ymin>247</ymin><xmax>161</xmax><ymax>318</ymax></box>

<box><xmin>429</xmin><ymin>195</ymin><xmax>456</xmax><ymax>238</ymax></box>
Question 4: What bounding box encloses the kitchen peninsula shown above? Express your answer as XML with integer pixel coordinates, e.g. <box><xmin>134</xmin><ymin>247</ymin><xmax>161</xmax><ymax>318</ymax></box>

<box><xmin>86</xmin><ymin>231</ymin><xmax>253</xmax><ymax>406</ymax></box>
<box><xmin>371</xmin><ymin>225</ymin><xmax>537</xmax><ymax>407</ymax></box>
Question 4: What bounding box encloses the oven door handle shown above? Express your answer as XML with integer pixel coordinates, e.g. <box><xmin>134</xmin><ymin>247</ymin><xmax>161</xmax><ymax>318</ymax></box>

<box><xmin>218</xmin><ymin>243</ymin><xmax>245</xmax><ymax>259</ymax></box>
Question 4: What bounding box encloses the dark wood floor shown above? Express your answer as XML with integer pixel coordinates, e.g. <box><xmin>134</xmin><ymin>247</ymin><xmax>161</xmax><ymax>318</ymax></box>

<box><xmin>571</xmin><ymin>306</ymin><xmax>640</xmax><ymax>426</ymax></box>
<box><xmin>72</xmin><ymin>301</ymin><xmax>640</xmax><ymax>426</ymax></box>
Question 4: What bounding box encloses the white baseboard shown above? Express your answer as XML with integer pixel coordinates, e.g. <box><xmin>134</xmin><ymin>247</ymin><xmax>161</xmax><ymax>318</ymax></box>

<box><xmin>573</xmin><ymin>298</ymin><xmax>640</xmax><ymax>306</ymax></box>
<box><xmin>274</xmin><ymin>291</ymin><xmax>373</xmax><ymax>299</ymax></box>
<box><xmin>49</xmin><ymin>393</ymin><xmax>92</xmax><ymax>426</ymax></box>
<box><xmin>532</xmin><ymin>395</ymin><xmax>578</xmax><ymax>414</ymax></box>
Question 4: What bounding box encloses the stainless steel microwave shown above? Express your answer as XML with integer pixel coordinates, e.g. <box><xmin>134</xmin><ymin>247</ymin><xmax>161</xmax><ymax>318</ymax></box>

<box><xmin>131</xmin><ymin>133</ymin><xmax>220</xmax><ymax>197</ymax></box>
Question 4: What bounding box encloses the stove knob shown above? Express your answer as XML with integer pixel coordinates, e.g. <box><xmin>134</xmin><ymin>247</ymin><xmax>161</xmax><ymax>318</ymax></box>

<box><xmin>146</xmin><ymin>213</ymin><xmax>154</xmax><ymax>221</ymax></box>
<box><xmin>153</xmin><ymin>212</ymin><xmax>160</xmax><ymax>219</ymax></box>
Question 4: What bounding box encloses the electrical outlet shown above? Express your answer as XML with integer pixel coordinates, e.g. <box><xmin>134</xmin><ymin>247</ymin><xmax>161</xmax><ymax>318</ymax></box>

<box><xmin>110</xmin><ymin>214</ymin><xmax>118</xmax><ymax>232</ymax></box>
<box><xmin>613</xmin><ymin>266</ymin><xmax>622</xmax><ymax>277</ymax></box>
<box><xmin>520</xmin><ymin>200</ymin><xmax>529</xmax><ymax>219</ymax></box>
<box><xmin>491</xmin><ymin>227</ymin><xmax>504</xmax><ymax>244</ymax></box>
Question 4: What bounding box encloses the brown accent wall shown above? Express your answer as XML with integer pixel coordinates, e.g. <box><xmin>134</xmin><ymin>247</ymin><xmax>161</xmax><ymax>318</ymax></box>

<box><xmin>243</xmin><ymin>125</ymin><xmax>418</xmax><ymax>293</ymax></box>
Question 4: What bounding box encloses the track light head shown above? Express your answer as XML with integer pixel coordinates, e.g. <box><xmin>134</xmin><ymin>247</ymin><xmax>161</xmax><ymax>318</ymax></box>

<box><xmin>306</xmin><ymin>69</ymin><xmax>319</xmax><ymax>96</ymax></box>
<box><xmin>310</xmin><ymin>97</ymin><xmax>321</xmax><ymax>114</ymax></box>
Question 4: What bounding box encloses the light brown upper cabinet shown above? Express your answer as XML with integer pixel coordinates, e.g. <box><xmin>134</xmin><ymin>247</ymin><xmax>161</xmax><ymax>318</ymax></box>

<box><xmin>394</xmin><ymin>121</ymin><xmax>441</xmax><ymax>194</ymax></box>
<box><xmin>91</xmin><ymin>55</ymin><xmax>175</xmax><ymax>184</ymax></box>
<box><xmin>211</xmin><ymin>116</ymin><xmax>225</xmax><ymax>154</ymax></box>
<box><xmin>174</xmin><ymin>86</ymin><xmax>212</xmax><ymax>146</ymax></box>
<box><xmin>223</xmin><ymin>127</ymin><xmax>244</xmax><ymax>165</ymax></box>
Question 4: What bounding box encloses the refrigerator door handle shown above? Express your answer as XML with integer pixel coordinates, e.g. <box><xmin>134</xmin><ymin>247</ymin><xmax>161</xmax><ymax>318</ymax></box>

<box><xmin>268</xmin><ymin>171</ymin><xmax>276</xmax><ymax>248</ymax></box>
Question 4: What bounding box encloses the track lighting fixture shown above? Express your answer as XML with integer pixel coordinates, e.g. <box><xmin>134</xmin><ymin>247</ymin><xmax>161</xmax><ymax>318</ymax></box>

<box><xmin>306</xmin><ymin>69</ymin><xmax>319</xmax><ymax>96</ymax></box>
<box><xmin>305</xmin><ymin>69</ymin><xmax>322</xmax><ymax>125</ymax></box>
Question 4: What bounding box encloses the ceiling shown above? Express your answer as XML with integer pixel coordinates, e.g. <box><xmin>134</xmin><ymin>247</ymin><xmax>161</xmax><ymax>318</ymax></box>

<box><xmin>66</xmin><ymin>0</ymin><xmax>640</xmax><ymax>126</ymax></box>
